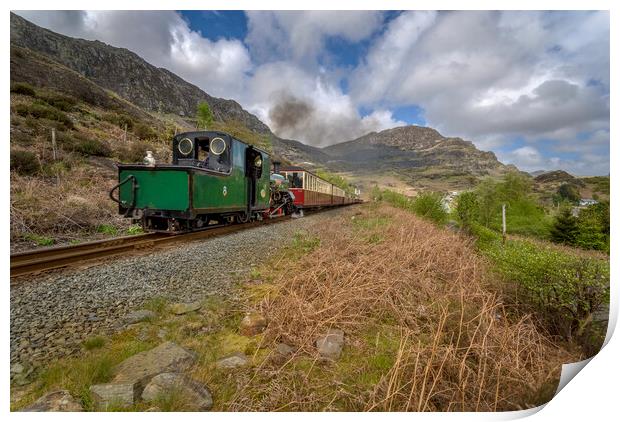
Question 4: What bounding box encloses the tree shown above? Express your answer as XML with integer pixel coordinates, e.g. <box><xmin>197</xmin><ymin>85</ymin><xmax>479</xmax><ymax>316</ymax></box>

<box><xmin>550</xmin><ymin>208</ymin><xmax>579</xmax><ymax>245</ymax></box>
<box><xmin>196</xmin><ymin>101</ymin><xmax>213</xmax><ymax>130</ymax></box>
<box><xmin>557</xmin><ymin>183</ymin><xmax>580</xmax><ymax>203</ymax></box>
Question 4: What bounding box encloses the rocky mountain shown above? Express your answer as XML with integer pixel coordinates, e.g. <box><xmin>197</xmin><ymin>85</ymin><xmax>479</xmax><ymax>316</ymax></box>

<box><xmin>10</xmin><ymin>12</ymin><xmax>270</xmax><ymax>134</ymax></box>
<box><xmin>322</xmin><ymin>125</ymin><xmax>512</xmax><ymax>177</ymax></box>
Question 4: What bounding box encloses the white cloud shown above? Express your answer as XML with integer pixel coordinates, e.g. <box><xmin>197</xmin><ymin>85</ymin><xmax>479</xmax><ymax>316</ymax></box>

<box><xmin>245</xmin><ymin>11</ymin><xmax>383</xmax><ymax>64</ymax></box>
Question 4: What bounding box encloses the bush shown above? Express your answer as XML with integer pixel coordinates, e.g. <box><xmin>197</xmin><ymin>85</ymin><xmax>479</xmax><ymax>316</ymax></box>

<box><xmin>13</xmin><ymin>102</ymin><xmax>74</xmax><ymax>129</ymax></box>
<box><xmin>482</xmin><ymin>237</ymin><xmax>609</xmax><ymax>344</ymax></box>
<box><xmin>57</xmin><ymin>132</ymin><xmax>112</xmax><ymax>157</ymax></box>
<box><xmin>102</xmin><ymin>112</ymin><xmax>134</xmax><ymax>130</ymax></box>
<box><xmin>11</xmin><ymin>82</ymin><xmax>36</xmax><ymax>97</ymax></box>
<box><xmin>10</xmin><ymin>150</ymin><xmax>39</xmax><ymax>175</ymax></box>
<box><xmin>133</xmin><ymin>123</ymin><xmax>158</xmax><ymax>140</ymax></box>
<box><xmin>455</xmin><ymin>191</ymin><xmax>479</xmax><ymax>229</ymax></box>
<box><xmin>411</xmin><ymin>192</ymin><xmax>448</xmax><ymax>224</ymax></box>
<box><xmin>41</xmin><ymin>93</ymin><xmax>78</xmax><ymax>112</ymax></box>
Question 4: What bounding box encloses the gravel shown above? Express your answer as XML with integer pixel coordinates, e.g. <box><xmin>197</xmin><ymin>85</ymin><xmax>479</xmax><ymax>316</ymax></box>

<box><xmin>10</xmin><ymin>208</ymin><xmax>344</xmax><ymax>367</ymax></box>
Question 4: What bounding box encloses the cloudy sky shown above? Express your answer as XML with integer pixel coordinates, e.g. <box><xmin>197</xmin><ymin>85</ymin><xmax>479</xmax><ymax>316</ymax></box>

<box><xmin>15</xmin><ymin>10</ymin><xmax>609</xmax><ymax>175</ymax></box>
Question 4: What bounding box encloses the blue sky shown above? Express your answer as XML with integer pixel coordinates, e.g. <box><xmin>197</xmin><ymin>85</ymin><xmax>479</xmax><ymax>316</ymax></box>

<box><xmin>16</xmin><ymin>10</ymin><xmax>610</xmax><ymax>175</ymax></box>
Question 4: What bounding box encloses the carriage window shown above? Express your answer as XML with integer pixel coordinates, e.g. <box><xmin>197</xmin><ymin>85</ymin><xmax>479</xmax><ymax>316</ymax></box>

<box><xmin>287</xmin><ymin>172</ymin><xmax>303</xmax><ymax>188</ymax></box>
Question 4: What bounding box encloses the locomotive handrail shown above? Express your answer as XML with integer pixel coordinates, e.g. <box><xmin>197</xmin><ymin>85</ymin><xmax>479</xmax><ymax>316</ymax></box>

<box><xmin>109</xmin><ymin>175</ymin><xmax>138</xmax><ymax>217</ymax></box>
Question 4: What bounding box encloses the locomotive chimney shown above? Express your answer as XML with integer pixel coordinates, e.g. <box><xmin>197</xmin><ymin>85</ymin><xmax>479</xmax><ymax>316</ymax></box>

<box><xmin>272</xmin><ymin>161</ymin><xmax>281</xmax><ymax>174</ymax></box>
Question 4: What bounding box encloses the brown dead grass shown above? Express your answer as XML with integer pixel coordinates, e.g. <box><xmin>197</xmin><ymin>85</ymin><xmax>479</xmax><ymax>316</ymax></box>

<box><xmin>228</xmin><ymin>204</ymin><xmax>578</xmax><ymax>411</ymax></box>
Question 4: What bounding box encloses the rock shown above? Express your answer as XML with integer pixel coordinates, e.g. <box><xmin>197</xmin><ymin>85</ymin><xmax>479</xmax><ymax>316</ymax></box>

<box><xmin>170</xmin><ymin>302</ymin><xmax>201</xmax><ymax>315</ymax></box>
<box><xmin>21</xmin><ymin>390</ymin><xmax>83</xmax><ymax>412</ymax></box>
<box><xmin>112</xmin><ymin>342</ymin><xmax>196</xmax><ymax>391</ymax></box>
<box><xmin>239</xmin><ymin>312</ymin><xmax>267</xmax><ymax>336</ymax></box>
<box><xmin>216</xmin><ymin>352</ymin><xmax>248</xmax><ymax>369</ymax></box>
<box><xmin>90</xmin><ymin>383</ymin><xmax>137</xmax><ymax>410</ymax></box>
<box><xmin>145</xmin><ymin>406</ymin><xmax>161</xmax><ymax>412</ymax></box>
<box><xmin>316</xmin><ymin>329</ymin><xmax>345</xmax><ymax>360</ymax></box>
<box><xmin>125</xmin><ymin>310</ymin><xmax>156</xmax><ymax>324</ymax></box>
<box><xmin>142</xmin><ymin>372</ymin><xmax>213</xmax><ymax>411</ymax></box>
<box><xmin>275</xmin><ymin>343</ymin><xmax>294</xmax><ymax>357</ymax></box>
<box><xmin>157</xmin><ymin>329</ymin><xmax>167</xmax><ymax>340</ymax></box>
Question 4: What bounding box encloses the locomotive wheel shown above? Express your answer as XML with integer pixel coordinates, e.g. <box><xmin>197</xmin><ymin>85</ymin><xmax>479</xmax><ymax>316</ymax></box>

<box><xmin>235</xmin><ymin>212</ymin><xmax>250</xmax><ymax>224</ymax></box>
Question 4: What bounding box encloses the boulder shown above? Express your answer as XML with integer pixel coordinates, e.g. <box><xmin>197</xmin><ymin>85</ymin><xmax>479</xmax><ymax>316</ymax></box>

<box><xmin>112</xmin><ymin>342</ymin><xmax>196</xmax><ymax>391</ymax></box>
<box><xmin>124</xmin><ymin>310</ymin><xmax>156</xmax><ymax>324</ymax></box>
<box><xmin>170</xmin><ymin>302</ymin><xmax>201</xmax><ymax>315</ymax></box>
<box><xmin>239</xmin><ymin>312</ymin><xmax>267</xmax><ymax>336</ymax></box>
<box><xmin>216</xmin><ymin>352</ymin><xmax>248</xmax><ymax>369</ymax></box>
<box><xmin>90</xmin><ymin>383</ymin><xmax>137</xmax><ymax>410</ymax></box>
<box><xmin>10</xmin><ymin>362</ymin><xmax>24</xmax><ymax>376</ymax></box>
<box><xmin>21</xmin><ymin>390</ymin><xmax>83</xmax><ymax>412</ymax></box>
<box><xmin>142</xmin><ymin>372</ymin><xmax>213</xmax><ymax>411</ymax></box>
<box><xmin>316</xmin><ymin>329</ymin><xmax>345</xmax><ymax>360</ymax></box>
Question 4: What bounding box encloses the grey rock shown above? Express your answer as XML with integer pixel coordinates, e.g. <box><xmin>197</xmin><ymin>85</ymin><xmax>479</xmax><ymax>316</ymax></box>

<box><xmin>90</xmin><ymin>383</ymin><xmax>137</xmax><ymax>410</ymax></box>
<box><xmin>142</xmin><ymin>372</ymin><xmax>213</xmax><ymax>411</ymax></box>
<box><xmin>276</xmin><ymin>343</ymin><xmax>294</xmax><ymax>357</ymax></box>
<box><xmin>125</xmin><ymin>309</ymin><xmax>156</xmax><ymax>324</ymax></box>
<box><xmin>216</xmin><ymin>352</ymin><xmax>248</xmax><ymax>369</ymax></box>
<box><xmin>112</xmin><ymin>342</ymin><xmax>196</xmax><ymax>390</ymax></box>
<box><xmin>21</xmin><ymin>390</ymin><xmax>83</xmax><ymax>412</ymax></box>
<box><xmin>316</xmin><ymin>329</ymin><xmax>345</xmax><ymax>360</ymax></box>
<box><xmin>170</xmin><ymin>302</ymin><xmax>202</xmax><ymax>315</ymax></box>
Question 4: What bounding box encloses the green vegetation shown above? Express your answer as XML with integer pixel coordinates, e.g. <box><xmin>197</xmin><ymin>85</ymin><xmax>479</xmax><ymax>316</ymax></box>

<box><xmin>126</xmin><ymin>225</ymin><xmax>144</xmax><ymax>235</ymax></box>
<box><xmin>10</xmin><ymin>150</ymin><xmax>39</xmax><ymax>175</ymax></box>
<box><xmin>315</xmin><ymin>169</ymin><xmax>356</xmax><ymax>195</ymax></box>
<box><xmin>372</xmin><ymin>188</ymin><xmax>448</xmax><ymax>225</ymax></box>
<box><xmin>96</xmin><ymin>224</ymin><xmax>118</xmax><ymax>236</ymax></box>
<box><xmin>102</xmin><ymin>111</ymin><xmax>134</xmax><ymax>130</ymax></box>
<box><xmin>550</xmin><ymin>202</ymin><xmax>610</xmax><ymax>252</ymax></box>
<box><xmin>557</xmin><ymin>183</ymin><xmax>580</xmax><ymax>203</ymax></box>
<box><xmin>196</xmin><ymin>101</ymin><xmax>213</xmax><ymax>130</ymax></box>
<box><xmin>132</xmin><ymin>123</ymin><xmax>158</xmax><ymax>140</ymax></box>
<box><xmin>11</xmin><ymin>82</ymin><xmax>36</xmax><ymax>96</ymax></box>
<box><xmin>24</xmin><ymin>233</ymin><xmax>54</xmax><ymax>246</ymax></box>
<box><xmin>455</xmin><ymin>172</ymin><xmax>553</xmax><ymax>238</ymax></box>
<box><xmin>83</xmin><ymin>336</ymin><xmax>106</xmax><ymax>350</ymax></box>
<box><xmin>13</xmin><ymin>101</ymin><xmax>74</xmax><ymax>129</ymax></box>
<box><xmin>474</xmin><ymin>225</ymin><xmax>609</xmax><ymax>352</ymax></box>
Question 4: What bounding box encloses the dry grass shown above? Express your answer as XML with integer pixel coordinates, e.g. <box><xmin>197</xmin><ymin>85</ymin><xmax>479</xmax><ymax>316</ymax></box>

<box><xmin>227</xmin><ymin>204</ymin><xmax>578</xmax><ymax>411</ymax></box>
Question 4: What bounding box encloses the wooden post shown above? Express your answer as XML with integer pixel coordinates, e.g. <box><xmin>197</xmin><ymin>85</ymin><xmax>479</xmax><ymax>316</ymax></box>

<box><xmin>51</xmin><ymin>128</ymin><xmax>57</xmax><ymax>161</ymax></box>
<box><xmin>502</xmin><ymin>203</ymin><xmax>506</xmax><ymax>244</ymax></box>
<box><xmin>123</xmin><ymin>123</ymin><xmax>127</xmax><ymax>142</ymax></box>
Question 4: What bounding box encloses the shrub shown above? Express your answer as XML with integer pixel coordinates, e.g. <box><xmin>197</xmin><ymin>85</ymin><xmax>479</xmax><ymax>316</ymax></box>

<box><xmin>11</xmin><ymin>82</ymin><xmax>36</xmax><ymax>96</ymax></box>
<box><xmin>10</xmin><ymin>150</ymin><xmax>39</xmax><ymax>175</ymax></box>
<box><xmin>196</xmin><ymin>101</ymin><xmax>213</xmax><ymax>130</ymax></box>
<box><xmin>57</xmin><ymin>133</ymin><xmax>111</xmax><ymax>157</ymax></box>
<box><xmin>133</xmin><ymin>123</ymin><xmax>158</xmax><ymax>140</ymax></box>
<box><xmin>454</xmin><ymin>191</ymin><xmax>479</xmax><ymax>229</ymax></box>
<box><xmin>411</xmin><ymin>192</ymin><xmax>448</xmax><ymax>224</ymax></box>
<box><xmin>13</xmin><ymin>102</ymin><xmax>74</xmax><ymax>129</ymax></box>
<box><xmin>482</xmin><ymin>237</ymin><xmax>609</xmax><ymax>344</ymax></box>
<box><xmin>575</xmin><ymin>202</ymin><xmax>610</xmax><ymax>252</ymax></box>
<box><xmin>41</xmin><ymin>93</ymin><xmax>78</xmax><ymax>112</ymax></box>
<box><xmin>102</xmin><ymin>112</ymin><xmax>134</xmax><ymax>130</ymax></box>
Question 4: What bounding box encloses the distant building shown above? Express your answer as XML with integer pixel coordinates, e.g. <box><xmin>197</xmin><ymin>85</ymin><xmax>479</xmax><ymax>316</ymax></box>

<box><xmin>579</xmin><ymin>198</ymin><xmax>598</xmax><ymax>207</ymax></box>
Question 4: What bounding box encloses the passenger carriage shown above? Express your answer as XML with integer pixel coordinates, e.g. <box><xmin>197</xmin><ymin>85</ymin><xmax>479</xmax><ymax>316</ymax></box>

<box><xmin>279</xmin><ymin>166</ymin><xmax>349</xmax><ymax>208</ymax></box>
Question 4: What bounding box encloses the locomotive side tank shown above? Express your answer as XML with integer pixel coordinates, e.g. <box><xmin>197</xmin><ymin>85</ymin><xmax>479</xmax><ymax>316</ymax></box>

<box><xmin>113</xmin><ymin>131</ymin><xmax>271</xmax><ymax>231</ymax></box>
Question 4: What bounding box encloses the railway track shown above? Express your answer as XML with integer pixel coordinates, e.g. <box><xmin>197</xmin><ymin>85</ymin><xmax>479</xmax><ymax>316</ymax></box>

<box><xmin>10</xmin><ymin>215</ymin><xmax>296</xmax><ymax>278</ymax></box>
